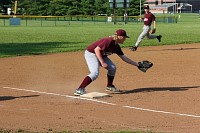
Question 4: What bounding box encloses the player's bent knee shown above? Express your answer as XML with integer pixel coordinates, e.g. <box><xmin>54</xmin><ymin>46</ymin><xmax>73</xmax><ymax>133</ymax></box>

<box><xmin>108</xmin><ymin>65</ymin><xmax>116</xmax><ymax>76</ymax></box>
<box><xmin>89</xmin><ymin>72</ymin><xmax>99</xmax><ymax>81</ymax></box>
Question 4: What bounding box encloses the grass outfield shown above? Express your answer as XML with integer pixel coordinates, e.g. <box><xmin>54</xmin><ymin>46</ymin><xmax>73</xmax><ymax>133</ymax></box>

<box><xmin>0</xmin><ymin>13</ymin><xmax>199</xmax><ymax>58</ymax></box>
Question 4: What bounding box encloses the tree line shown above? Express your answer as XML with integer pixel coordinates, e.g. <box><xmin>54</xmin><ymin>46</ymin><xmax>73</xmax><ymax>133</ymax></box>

<box><xmin>0</xmin><ymin>0</ymin><xmax>145</xmax><ymax>16</ymax></box>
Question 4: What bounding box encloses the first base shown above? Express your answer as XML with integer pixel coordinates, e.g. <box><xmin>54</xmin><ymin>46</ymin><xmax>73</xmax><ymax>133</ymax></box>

<box><xmin>80</xmin><ymin>92</ymin><xmax>110</xmax><ymax>99</ymax></box>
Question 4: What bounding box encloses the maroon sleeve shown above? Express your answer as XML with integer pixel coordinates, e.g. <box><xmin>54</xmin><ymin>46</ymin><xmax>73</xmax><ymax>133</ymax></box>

<box><xmin>86</xmin><ymin>37</ymin><xmax>124</xmax><ymax>56</ymax></box>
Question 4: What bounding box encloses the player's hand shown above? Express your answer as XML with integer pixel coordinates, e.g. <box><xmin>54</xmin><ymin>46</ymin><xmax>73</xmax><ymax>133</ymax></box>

<box><xmin>149</xmin><ymin>28</ymin><xmax>156</xmax><ymax>34</ymax></box>
<box><xmin>101</xmin><ymin>62</ymin><xmax>108</xmax><ymax>68</ymax></box>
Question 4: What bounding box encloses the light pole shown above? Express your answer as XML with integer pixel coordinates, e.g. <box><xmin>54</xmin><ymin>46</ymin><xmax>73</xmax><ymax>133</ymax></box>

<box><xmin>124</xmin><ymin>0</ymin><xmax>127</xmax><ymax>24</ymax></box>
<box><xmin>113</xmin><ymin>0</ymin><xmax>116</xmax><ymax>24</ymax></box>
<box><xmin>175</xmin><ymin>0</ymin><xmax>177</xmax><ymax>14</ymax></box>
<box><xmin>140</xmin><ymin>0</ymin><xmax>141</xmax><ymax>17</ymax></box>
<box><xmin>165</xmin><ymin>0</ymin><xmax>167</xmax><ymax>14</ymax></box>
<box><xmin>14</xmin><ymin>0</ymin><xmax>18</xmax><ymax>16</ymax></box>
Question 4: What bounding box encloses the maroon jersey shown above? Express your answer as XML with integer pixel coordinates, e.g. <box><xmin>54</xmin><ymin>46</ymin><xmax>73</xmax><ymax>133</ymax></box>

<box><xmin>143</xmin><ymin>12</ymin><xmax>155</xmax><ymax>26</ymax></box>
<box><xmin>86</xmin><ymin>37</ymin><xmax>124</xmax><ymax>56</ymax></box>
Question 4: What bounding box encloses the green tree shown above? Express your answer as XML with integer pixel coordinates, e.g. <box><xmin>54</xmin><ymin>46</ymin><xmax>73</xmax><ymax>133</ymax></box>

<box><xmin>15</xmin><ymin>0</ymin><xmax>145</xmax><ymax>16</ymax></box>
<box><xmin>81</xmin><ymin>0</ymin><xmax>95</xmax><ymax>15</ymax></box>
<box><xmin>36</xmin><ymin>0</ymin><xmax>51</xmax><ymax>15</ymax></box>
<box><xmin>95</xmin><ymin>0</ymin><xmax>111</xmax><ymax>15</ymax></box>
<box><xmin>67</xmin><ymin>0</ymin><xmax>82</xmax><ymax>15</ymax></box>
<box><xmin>128</xmin><ymin>0</ymin><xmax>146</xmax><ymax>16</ymax></box>
<box><xmin>18</xmin><ymin>0</ymin><xmax>46</xmax><ymax>15</ymax></box>
<box><xmin>49</xmin><ymin>0</ymin><xmax>68</xmax><ymax>16</ymax></box>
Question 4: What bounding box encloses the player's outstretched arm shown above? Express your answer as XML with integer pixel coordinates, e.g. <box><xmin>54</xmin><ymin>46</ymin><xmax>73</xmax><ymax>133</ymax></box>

<box><xmin>119</xmin><ymin>55</ymin><xmax>139</xmax><ymax>67</ymax></box>
<box><xmin>119</xmin><ymin>55</ymin><xmax>153</xmax><ymax>72</ymax></box>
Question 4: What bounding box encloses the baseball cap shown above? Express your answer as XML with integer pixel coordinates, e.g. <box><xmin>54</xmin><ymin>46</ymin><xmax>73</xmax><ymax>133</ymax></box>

<box><xmin>144</xmin><ymin>5</ymin><xmax>150</xmax><ymax>9</ymax></box>
<box><xmin>116</xmin><ymin>29</ymin><xmax>130</xmax><ymax>38</ymax></box>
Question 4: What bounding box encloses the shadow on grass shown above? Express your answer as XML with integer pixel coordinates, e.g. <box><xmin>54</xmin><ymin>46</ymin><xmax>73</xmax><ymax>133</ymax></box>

<box><xmin>142</xmin><ymin>47</ymin><xmax>200</xmax><ymax>52</ymax></box>
<box><xmin>0</xmin><ymin>95</ymin><xmax>40</xmax><ymax>101</ymax></box>
<box><xmin>0</xmin><ymin>41</ymin><xmax>85</xmax><ymax>57</ymax></box>
<box><xmin>119</xmin><ymin>86</ymin><xmax>200</xmax><ymax>94</ymax></box>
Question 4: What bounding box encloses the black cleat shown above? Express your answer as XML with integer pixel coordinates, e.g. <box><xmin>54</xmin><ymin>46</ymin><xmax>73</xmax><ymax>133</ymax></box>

<box><xmin>157</xmin><ymin>35</ymin><xmax>162</xmax><ymax>42</ymax></box>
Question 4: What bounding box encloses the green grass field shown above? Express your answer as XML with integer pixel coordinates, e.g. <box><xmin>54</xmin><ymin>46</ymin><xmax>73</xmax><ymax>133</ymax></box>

<box><xmin>0</xmin><ymin>13</ymin><xmax>199</xmax><ymax>58</ymax></box>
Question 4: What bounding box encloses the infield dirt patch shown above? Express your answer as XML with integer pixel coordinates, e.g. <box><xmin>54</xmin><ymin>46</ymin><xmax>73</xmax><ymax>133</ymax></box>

<box><xmin>0</xmin><ymin>44</ymin><xmax>200</xmax><ymax>133</ymax></box>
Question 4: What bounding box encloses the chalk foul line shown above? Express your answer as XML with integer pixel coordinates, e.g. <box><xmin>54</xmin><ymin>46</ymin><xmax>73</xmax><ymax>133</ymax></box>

<box><xmin>2</xmin><ymin>86</ymin><xmax>200</xmax><ymax>118</ymax></box>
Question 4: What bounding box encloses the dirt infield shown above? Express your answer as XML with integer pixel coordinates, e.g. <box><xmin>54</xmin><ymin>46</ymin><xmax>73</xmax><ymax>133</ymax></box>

<box><xmin>0</xmin><ymin>44</ymin><xmax>200</xmax><ymax>133</ymax></box>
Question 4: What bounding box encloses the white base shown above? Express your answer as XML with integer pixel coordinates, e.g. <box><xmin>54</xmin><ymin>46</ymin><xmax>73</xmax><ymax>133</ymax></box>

<box><xmin>80</xmin><ymin>92</ymin><xmax>110</xmax><ymax>98</ymax></box>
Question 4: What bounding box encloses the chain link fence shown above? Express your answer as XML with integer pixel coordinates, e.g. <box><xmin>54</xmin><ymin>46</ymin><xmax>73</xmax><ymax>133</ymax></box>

<box><xmin>0</xmin><ymin>15</ymin><xmax>178</xmax><ymax>27</ymax></box>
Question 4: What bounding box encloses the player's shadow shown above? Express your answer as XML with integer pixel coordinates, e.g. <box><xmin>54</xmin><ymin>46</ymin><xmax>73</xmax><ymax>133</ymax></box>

<box><xmin>0</xmin><ymin>95</ymin><xmax>40</xmax><ymax>101</ymax></box>
<box><xmin>120</xmin><ymin>86</ymin><xmax>200</xmax><ymax>94</ymax></box>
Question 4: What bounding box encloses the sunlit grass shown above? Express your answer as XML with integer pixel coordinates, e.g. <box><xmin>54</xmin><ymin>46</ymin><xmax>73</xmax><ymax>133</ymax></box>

<box><xmin>0</xmin><ymin>13</ymin><xmax>200</xmax><ymax>57</ymax></box>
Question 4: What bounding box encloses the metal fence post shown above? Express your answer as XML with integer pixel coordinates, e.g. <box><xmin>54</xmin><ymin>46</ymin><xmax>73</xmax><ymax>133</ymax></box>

<box><xmin>55</xmin><ymin>17</ymin><xmax>57</xmax><ymax>26</ymax></box>
<box><xmin>41</xmin><ymin>17</ymin><xmax>42</xmax><ymax>27</ymax></box>
<box><xmin>26</xmin><ymin>17</ymin><xmax>28</xmax><ymax>27</ymax></box>
<box><xmin>4</xmin><ymin>18</ymin><xmax>6</xmax><ymax>26</ymax></box>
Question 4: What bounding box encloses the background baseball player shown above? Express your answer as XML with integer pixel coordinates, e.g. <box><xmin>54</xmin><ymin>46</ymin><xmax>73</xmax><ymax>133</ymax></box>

<box><xmin>130</xmin><ymin>5</ymin><xmax>162</xmax><ymax>51</ymax></box>
<box><xmin>74</xmin><ymin>29</ymin><xmax>153</xmax><ymax>96</ymax></box>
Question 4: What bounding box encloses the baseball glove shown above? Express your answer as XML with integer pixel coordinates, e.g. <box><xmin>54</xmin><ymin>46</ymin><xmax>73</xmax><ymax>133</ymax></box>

<box><xmin>138</xmin><ymin>60</ymin><xmax>153</xmax><ymax>72</ymax></box>
<box><xmin>149</xmin><ymin>28</ymin><xmax>156</xmax><ymax>34</ymax></box>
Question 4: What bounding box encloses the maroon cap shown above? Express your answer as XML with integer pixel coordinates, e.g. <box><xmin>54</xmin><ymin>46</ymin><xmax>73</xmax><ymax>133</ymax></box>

<box><xmin>116</xmin><ymin>29</ymin><xmax>130</xmax><ymax>38</ymax></box>
<box><xmin>144</xmin><ymin>5</ymin><xmax>150</xmax><ymax>9</ymax></box>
